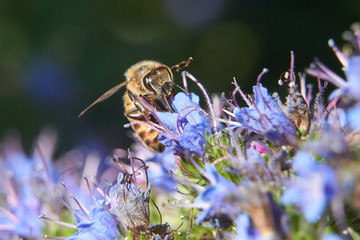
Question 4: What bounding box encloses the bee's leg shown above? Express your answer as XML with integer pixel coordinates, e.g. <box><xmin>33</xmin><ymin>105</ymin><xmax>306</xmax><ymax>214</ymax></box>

<box><xmin>125</xmin><ymin>107</ymin><xmax>146</xmax><ymax>120</ymax></box>
<box><xmin>163</xmin><ymin>97</ymin><xmax>174</xmax><ymax>113</ymax></box>
<box><xmin>125</xmin><ymin>99</ymin><xmax>153</xmax><ymax>121</ymax></box>
<box><xmin>171</xmin><ymin>57</ymin><xmax>193</xmax><ymax>72</ymax></box>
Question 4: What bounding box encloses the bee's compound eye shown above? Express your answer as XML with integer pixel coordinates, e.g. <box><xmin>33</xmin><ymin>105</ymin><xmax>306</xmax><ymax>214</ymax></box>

<box><xmin>144</xmin><ymin>77</ymin><xmax>154</xmax><ymax>92</ymax></box>
<box><xmin>143</xmin><ymin>73</ymin><xmax>157</xmax><ymax>92</ymax></box>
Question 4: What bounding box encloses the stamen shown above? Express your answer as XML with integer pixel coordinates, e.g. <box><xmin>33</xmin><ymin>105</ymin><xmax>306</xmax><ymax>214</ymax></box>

<box><xmin>217</xmin><ymin>116</ymin><xmax>241</xmax><ymax>126</ymax></box>
<box><xmin>35</xmin><ymin>143</ymin><xmax>53</xmax><ymax>190</ymax></box>
<box><xmin>39</xmin><ymin>215</ymin><xmax>77</xmax><ymax>229</ymax></box>
<box><xmin>223</xmin><ymin>119</ymin><xmax>245</xmax><ymax>165</ymax></box>
<box><xmin>211</xmin><ymin>156</ymin><xmax>228</xmax><ymax>165</ymax></box>
<box><xmin>313</xmin><ymin>59</ymin><xmax>347</xmax><ymax>88</ymax></box>
<box><xmin>6</xmin><ymin>178</ymin><xmax>20</xmax><ymax>209</ymax></box>
<box><xmin>256</xmin><ymin>68</ymin><xmax>269</xmax><ymax>85</ymax></box>
<box><xmin>83</xmin><ymin>176</ymin><xmax>98</xmax><ymax>205</ymax></box>
<box><xmin>0</xmin><ymin>207</ymin><xmax>18</xmax><ymax>223</ymax></box>
<box><xmin>306</xmin><ymin>84</ymin><xmax>314</xmax><ymax>105</ymax></box>
<box><xmin>128</xmin><ymin>149</ymin><xmax>138</xmax><ymax>189</ymax></box>
<box><xmin>256</xmin><ymin>70</ymin><xmax>273</xmax><ymax>112</ymax></box>
<box><xmin>91</xmin><ymin>177</ymin><xmax>110</xmax><ymax>202</ymax></box>
<box><xmin>132</xmin><ymin>157</ymin><xmax>149</xmax><ymax>188</ymax></box>
<box><xmin>328</xmin><ymin>39</ymin><xmax>349</xmax><ymax>67</ymax></box>
<box><xmin>299</xmin><ymin>73</ymin><xmax>307</xmax><ymax>101</ymax></box>
<box><xmin>61</xmin><ymin>182</ymin><xmax>92</xmax><ymax>222</ymax></box>
<box><xmin>222</xmin><ymin>92</ymin><xmax>236</xmax><ymax>108</ymax></box>
<box><xmin>289</xmin><ymin>51</ymin><xmax>295</xmax><ymax>82</ymax></box>
<box><xmin>181</xmin><ymin>70</ymin><xmax>189</xmax><ymax>93</ymax></box>
<box><xmin>178</xmin><ymin>106</ymin><xmax>202</xmax><ymax>133</ymax></box>
<box><xmin>57</xmin><ymin>197</ymin><xmax>90</xmax><ymax>223</ymax></box>
<box><xmin>44</xmin><ymin>236</ymin><xmax>68</xmax><ymax>239</ymax></box>
<box><xmin>176</xmin><ymin>105</ymin><xmax>196</xmax><ymax>133</ymax></box>
<box><xmin>183</xmin><ymin>72</ymin><xmax>217</xmax><ymax>131</ymax></box>
<box><xmin>81</xmin><ymin>153</ymin><xmax>100</xmax><ymax>192</ymax></box>
<box><xmin>222</xmin><ymin>109</ymin><xmax>236</xmax><ymax>118</ymax></box>
<box><xmin>233</xmin><ymin>77</ymin><xmax>252</xmax><ymax>107</ymax></box>
<box><xmin>0</xmin><ymin>224</ymin><xmax>15</xmax><ymax>231</ymax></box>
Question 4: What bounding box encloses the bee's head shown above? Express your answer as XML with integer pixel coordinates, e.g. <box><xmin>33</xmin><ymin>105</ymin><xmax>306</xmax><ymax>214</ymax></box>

<box><xmin>143</xmin><ymin>66</ymin><xmax>174</xmax><ymax>96</ymax></box>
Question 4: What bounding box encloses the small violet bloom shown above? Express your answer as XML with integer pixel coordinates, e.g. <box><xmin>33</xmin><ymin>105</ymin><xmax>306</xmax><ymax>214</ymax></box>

<box><xmin>157</xmin><ymin>92</ymin><xmax>211</xmax><ymax>155</ymax></box>
<box><xmin>281</xmin><ymin>151</ymin><xmax>338</xmax><ymax>223</ymax></box>
<box><xmin>68</xmin><ymin>204</ymin><xmax>121</xmax><ymax>240</ymax></box>
<box><xmin>194</xmin><ymin>163</ymin><xmax>239</xmax><ymax>224</ymax></box>
<box><xmin>233</xmin><ymin>84</ymin><xmax>297</xmax><ymax>146</ymax></box>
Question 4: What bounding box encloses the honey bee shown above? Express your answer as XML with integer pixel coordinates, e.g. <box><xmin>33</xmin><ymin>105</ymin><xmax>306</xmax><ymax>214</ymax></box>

<box><xmin>79</xmin><ymin>57</ymin><xmax>192</xmax><ymax>152</ymax></box>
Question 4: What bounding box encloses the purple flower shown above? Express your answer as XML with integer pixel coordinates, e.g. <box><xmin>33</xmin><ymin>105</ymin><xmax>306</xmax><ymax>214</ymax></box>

<box><xmin>157</xmin><ymin>92</ymin><xmax>211</xmax><ymax>155</ymax></box>
<box><xmin>281</xmin><ymin>151</ymin><xmax>338</xmax><ymax>223</ymax></box>
<box><xmin>67</xmin><ymin>205</ymin><xmax>121</xmax><ymax>240</ymax></box>
<box><xmin>194</xmin><ymin>163</ymin><xmax>239</xmax><ymax>224</ymax></box>
<box><xmin>233</xmin><ymin>84</ymin><xmax>297</xmax><ymax>146</ymax></box>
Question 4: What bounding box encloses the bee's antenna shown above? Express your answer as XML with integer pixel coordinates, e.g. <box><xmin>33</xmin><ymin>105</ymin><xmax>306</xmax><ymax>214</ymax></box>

<box><xmin>78</xmin><ymin>81</ymin><xmax>128</xmax><ymax>118</ymax></box>
<box><xmin>171</xmin><ymin>57</ymin><xmax>193</xmax><ymax>72</ymax></box>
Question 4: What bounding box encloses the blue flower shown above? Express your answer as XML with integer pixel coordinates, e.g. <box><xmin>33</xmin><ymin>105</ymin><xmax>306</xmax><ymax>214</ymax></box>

<box><xmin>0</xmin><ymin>172</ymin><xmax>43</xmax><ymax>238</ymax></box>
<box><xmin>321</xmin><ymin>233</ymin><xmax>343</xmax><ymax>240</ymax></box>
<box><xmin>142</xmin><ymin>148</ymin><xmax>178</xmax><ymax>192</ymax></box>
<box><xmin>157</xmin><ymin>92</ymin><xmax>211</xmax><ymax>155</ymax></box>
<box><xmin>67</xmin><ymin>205</ymin><xmax>121</xmax><ymax>240</ymax></box>
<box><xmin>0</xmin><ymin>138</ymin><xmax>46</xmax><ymax>238</ymax></box>
<box><xmin>235</xmin><ymin>214</ymin><xmax>262</xmax><ymax>240</ymax></box>
<box><xmin>233</xmin><ymin>84</ymin><xmax>297</xmax><ymax>146</ymax></box>
<box><xmin>0</xmin><ymin>198</ymin><xmax>43</xmax><ymax>239</ymax></box>
<box><xmin>281</xmin><ymin>151</ymin><xmax>338</xmax><ymax>223</ymax></box>
<box><xmin>346</xmin><ymin>105</ymin><xmax>360</xmax><ymax>130</ymax></box>
<box><xmin>345</xmin><ymin>56</ymin><xmax>360</xmax><ymax>101</ymax></box>
<box><xmin>303</xmin><ymin>127</ymin><xmax>348</xmax><ymax>160</ymax></box>
<box><xmin>194</xmin><ymin>163</ymin><xmax>239</xmax><ymax>224</ymax></box>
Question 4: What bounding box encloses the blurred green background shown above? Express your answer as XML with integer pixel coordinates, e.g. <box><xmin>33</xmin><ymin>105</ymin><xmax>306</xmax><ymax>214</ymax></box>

<box><xmin>0</xmin><ymin>0</ymin><xmax>359</xmax><ymax>155</ymax></box>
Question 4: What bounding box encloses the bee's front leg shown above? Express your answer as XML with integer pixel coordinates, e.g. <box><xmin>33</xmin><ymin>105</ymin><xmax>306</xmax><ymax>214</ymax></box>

<box><xmin>125</xmin><ymin>107</ymin><xmax>146</xmax><ymax>121</ymax></box>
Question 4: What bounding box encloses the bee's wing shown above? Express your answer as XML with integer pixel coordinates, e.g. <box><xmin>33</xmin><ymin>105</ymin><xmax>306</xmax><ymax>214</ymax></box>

<box><xmin>78</xmin><ymin>81</ymin><xmax>129</xmax><ymax>118</ymax></box>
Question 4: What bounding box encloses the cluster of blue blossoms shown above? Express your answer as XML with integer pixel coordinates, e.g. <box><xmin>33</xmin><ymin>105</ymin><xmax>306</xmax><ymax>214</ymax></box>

<box><xmin>1</xmin><ymin>24</ymin><xmax>360</xmax><ymax>240</ymax></box>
